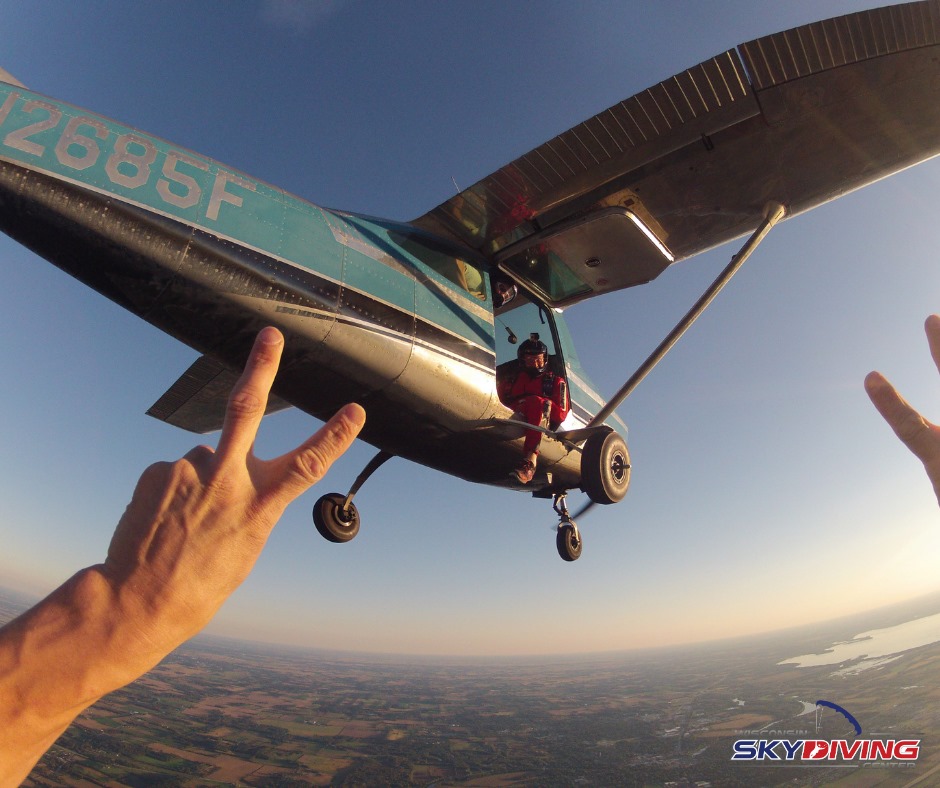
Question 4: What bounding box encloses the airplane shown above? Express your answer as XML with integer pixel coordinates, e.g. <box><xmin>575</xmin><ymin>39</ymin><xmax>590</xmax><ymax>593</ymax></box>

<box><xmin>0</xmin><ymin>1</ymin><xmax>938</xmax><ymax>562</ymax></box>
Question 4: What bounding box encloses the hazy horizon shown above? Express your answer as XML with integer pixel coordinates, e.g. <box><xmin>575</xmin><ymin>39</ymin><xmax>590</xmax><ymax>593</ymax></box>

<box><xmin>6</xmin><ymin>583</ymin><xmax>940</xmax><ymax>662</ymax></box>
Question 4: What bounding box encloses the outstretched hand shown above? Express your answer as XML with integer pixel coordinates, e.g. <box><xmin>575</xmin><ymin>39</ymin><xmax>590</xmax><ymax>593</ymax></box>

<box><xmin>0</xmin><ymin>327</ymin><xmax>364</xmax><ymax>785</ymax></box>
<box><xmin>865</xmin><ymin>314</ymin><xmax>940</xmax><ymax>505</ymax></box>
<box><xmin>103</xmin><ymin>326</ymin><xmax>366</xmax><ymax>651</ymax></box>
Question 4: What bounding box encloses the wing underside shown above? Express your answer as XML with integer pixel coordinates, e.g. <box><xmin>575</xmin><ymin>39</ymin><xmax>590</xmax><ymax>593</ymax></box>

<box><xmin>413</xmin><ymin>1</ymin><xmax>940</xmax><ymax>307</ymax></box>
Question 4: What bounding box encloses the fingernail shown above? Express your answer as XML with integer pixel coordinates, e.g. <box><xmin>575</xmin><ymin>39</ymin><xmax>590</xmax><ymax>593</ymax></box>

<box><xmin>257</xmin><ymin>326</ymin><xmax>283</xmax><ymax>345</ymax></box>
<box><xmin>340</xmin><ymin>403</ymin><xmax>367</xmax><ymax>428</ymax></box>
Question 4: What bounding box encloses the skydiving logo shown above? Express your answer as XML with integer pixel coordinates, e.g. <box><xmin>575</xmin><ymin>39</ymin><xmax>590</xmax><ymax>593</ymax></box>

<box><xmin>731</xmin><ymin>700</ymin><xmax>920</xmax><ymax>764</ymax></box>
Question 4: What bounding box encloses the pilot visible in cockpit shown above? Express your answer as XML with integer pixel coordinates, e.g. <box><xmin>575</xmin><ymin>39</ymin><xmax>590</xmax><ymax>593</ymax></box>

<box><xmin>497</xmin><ymin>333</ymin><xmax>569</xmax><ymax>484</ymax></box>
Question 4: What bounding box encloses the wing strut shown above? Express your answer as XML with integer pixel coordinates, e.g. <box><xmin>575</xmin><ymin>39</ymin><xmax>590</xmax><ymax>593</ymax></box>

<box><xmin>588</xmin><ymin>201</ymin><xmax>786</xmax><ymax>428</ymax></box>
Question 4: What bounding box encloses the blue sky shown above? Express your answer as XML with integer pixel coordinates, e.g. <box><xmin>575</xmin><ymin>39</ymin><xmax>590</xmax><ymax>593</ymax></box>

<box><xmin>2</xmin><ymin>0</ymin><xmax>940</xmax><ymax>656</ymax></box>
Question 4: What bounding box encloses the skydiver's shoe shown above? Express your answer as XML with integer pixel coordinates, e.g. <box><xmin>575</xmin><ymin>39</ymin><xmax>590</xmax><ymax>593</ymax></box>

<box><xmin>513</xmin><ymin>459</ymin><xmax>535</xmax><ymax>484</ymax></box>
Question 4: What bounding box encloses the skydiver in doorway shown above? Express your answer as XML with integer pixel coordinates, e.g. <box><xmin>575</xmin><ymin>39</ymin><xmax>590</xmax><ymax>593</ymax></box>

<box><xmin>497</xmin><ymin>333</ymin><xmax>570</xmax><ymax>484</ymax></box>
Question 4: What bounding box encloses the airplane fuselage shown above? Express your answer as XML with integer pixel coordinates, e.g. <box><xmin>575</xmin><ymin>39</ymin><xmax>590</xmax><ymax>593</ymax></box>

<box><xmin>0</xmin><ymin>82</ymin><xmax>609</xmax><ymax>493</ymax></box>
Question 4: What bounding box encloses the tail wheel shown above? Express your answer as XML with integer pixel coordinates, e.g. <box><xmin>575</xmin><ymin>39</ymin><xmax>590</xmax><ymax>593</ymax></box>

<box><xmin>313</xmin><ymin>493</ymin><xmax>361</xmax><ymax>543</ymax></box>
<box><xmin>581</xmin><ymin>429</ymin><xmax>631</xmax><ymax>505</ymax></box>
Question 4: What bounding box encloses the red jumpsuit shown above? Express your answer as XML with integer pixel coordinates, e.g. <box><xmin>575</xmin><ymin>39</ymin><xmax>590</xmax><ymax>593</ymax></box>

<box><xmin>498</xmin><ymin>365</ymin><xmax>570</xmax><ymax>455</ymax></box>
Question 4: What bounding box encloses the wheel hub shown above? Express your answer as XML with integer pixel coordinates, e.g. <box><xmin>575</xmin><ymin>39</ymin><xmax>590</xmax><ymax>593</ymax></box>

<box><xmin>611</xmin><ymin>452</ymin><xmax>628</xmax><ymax>483</ymax></box>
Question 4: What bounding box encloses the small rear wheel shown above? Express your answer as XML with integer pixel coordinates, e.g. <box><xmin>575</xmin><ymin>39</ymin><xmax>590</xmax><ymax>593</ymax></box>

<box><xmin>313</xmin><ymin>493</ymin><xmax>360</xmax><ymax>543</ymax></box>
<box><xmin>556</xmin><ymin>523</ymin><xmax>582</xmax><ymax>562</ymax></box>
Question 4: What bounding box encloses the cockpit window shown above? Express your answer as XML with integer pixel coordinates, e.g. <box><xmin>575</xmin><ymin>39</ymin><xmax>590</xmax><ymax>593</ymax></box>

<box><xmin>389</xmin><ymin>230</ymin><xmax>487</xmax><ymax>301</ymax></box>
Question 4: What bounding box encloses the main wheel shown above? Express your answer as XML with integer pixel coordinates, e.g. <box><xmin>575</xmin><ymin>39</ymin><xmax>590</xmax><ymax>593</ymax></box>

<box><xmin>313</xmin><ymin>493</ymin><xmax>361</xmax><ymax>543</ymax></box>
<box><xmin>556</xmin><ymin>523</ymin><xmax>582</xmax><ymax>562</ymax></box>
<box><xmin>581</xmin><ymin>429</ymin><xmax>631</xmax><ymax>505</ymax></box>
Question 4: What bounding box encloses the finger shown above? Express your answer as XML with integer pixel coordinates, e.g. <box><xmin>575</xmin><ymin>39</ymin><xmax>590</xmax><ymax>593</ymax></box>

<box><xmin>183</xmin><ymin>445</ymin><xmax>215</xmax><ymax>464</ymax></box>
<box><xmin>267</xmin><ymin>403</ymin><xmax>366</xmax><ymax>503</ymax></box>
<box><xmin>925</xmin><ymin>314</ymin><xmax>940</xmax><ymax>375</ymax></box>
<box><xmin>216</xmin><ymin>328</ymin><xmax>284</xmax><ymax>461</ymax></box>
<box><xmin>864</xmin><ymin>371</ymin><xmax>940</xmax><ymax>463</ymax></box>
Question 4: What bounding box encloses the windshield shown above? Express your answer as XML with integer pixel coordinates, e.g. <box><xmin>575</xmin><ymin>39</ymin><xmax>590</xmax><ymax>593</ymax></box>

<box><xmin>388</xmin><ymin>229</ymin><xmax>487</xmax><ymax>301</ymax></box>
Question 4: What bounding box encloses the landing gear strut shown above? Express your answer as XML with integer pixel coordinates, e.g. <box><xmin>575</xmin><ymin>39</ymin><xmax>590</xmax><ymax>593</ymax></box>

<box><xmin>313</xmin><ymin>450</ymin><xmax>392</xmax><ymax>544</ymax></box>
<box><xmin>553</xmin><ymin>493</ymin><xmax>582</xmax><ymax>562</ymax></box>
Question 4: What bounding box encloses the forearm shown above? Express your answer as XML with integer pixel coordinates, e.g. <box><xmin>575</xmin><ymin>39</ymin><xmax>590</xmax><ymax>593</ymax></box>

<box><xmin>0</xmin><ymin>330</ymin><xmax>364</xmax><ymax>785</ymax></box>
<box><xmin>0</xmin><ymin>566</ymin><xmax>168</xmax><ymax>784</ymax></box>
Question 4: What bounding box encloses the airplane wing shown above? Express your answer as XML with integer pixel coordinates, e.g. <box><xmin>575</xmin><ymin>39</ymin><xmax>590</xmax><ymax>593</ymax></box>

<box><xmin>146</xmin><ymin>354</ymin><xmax>291</xmax><ymax>434</ymax></box>
<box><xmin>412</xmin><ymin>1</ymin><xmax>940</xmax><ymax>307</ymax></box>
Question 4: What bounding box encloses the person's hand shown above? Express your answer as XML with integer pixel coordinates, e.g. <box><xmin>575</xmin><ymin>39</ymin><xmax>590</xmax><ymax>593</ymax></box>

<box><xmin>101</xmin><ymin>326</ymin><xmax>366</xmax><ymax>655</ymax></box>
<box><xmin>865</xmin><ymin>314</ymin><xmax>940</xmax><ymax>505</ymax></box>
<box><xmin>0</xmin><ymin>326</ymin><xmax>364</xmax><ymax>785</ymax></box>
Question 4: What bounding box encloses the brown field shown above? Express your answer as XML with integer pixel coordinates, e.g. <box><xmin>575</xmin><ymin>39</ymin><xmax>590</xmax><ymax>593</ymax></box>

<box><xmin>149</xmin><ymin>743</ymin><xmax>271</xmax><ymax>782</ymax></box>
<box><xmin>463</xmin><ymin>772</ymin><xmax>532</xmax><ymax>786</ymax></box>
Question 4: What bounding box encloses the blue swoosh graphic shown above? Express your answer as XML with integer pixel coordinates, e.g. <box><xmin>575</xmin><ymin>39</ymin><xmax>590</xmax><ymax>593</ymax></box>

<box><xmin>816</xmin><ymin>699</ymin><xmax>862</xmax><ymax>736</ymax></box>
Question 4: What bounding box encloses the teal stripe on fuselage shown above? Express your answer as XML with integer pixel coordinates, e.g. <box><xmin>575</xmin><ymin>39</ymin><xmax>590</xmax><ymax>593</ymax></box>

<box><xmin>0</xmin><ymin>85</ymin><xmax>292</xmax><ymax>249</ymax></box>
<box><xmin>0</xmin><ymin>84</ymin><xmax>494</xmax><ymax>365</ymax></box>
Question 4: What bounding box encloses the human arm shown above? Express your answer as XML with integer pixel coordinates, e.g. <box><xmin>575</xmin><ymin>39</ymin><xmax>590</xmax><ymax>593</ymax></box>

<box><xmin>551</xmin><ymin>373</ymin><xmax>569</xmax><ymax>419</ymax></box>
<box><xmin>0</xmin><ymin>327</ymin><xmax>365</xmax><ymax>784</ymax></box>
<box><xmin>865</xmin><ymin>314</ymin><xmax>940</xmax><ymax>505</ymax></box>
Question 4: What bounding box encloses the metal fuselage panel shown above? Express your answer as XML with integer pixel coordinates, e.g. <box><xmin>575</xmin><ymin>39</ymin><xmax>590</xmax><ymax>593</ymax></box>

<box><xmin>0</xmin><ymin>84</ymin><xmax>585</xmax><ymax>491</ymax></box>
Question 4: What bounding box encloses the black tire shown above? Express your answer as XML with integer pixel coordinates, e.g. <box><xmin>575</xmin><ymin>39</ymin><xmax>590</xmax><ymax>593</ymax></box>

<box><xmin>581</xmin><ymin>429</ymin><xmax>631</xmax><ymax>505</ymax></box>
<box><xmin>556</xmin><ymin>523</ymin><xmax>582</xmax><ymax>562</ymax></box>
<box><xmin>313</xmin><ymin>493</ymin><xmax>360</xmax><ymax>543</ymax></box>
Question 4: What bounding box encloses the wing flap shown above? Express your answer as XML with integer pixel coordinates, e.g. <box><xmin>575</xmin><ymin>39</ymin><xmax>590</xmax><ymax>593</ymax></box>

<box><xmin>146</xmin><ymin>354</ymin><xmax>291</xmax><ymax>434</ymax></box>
